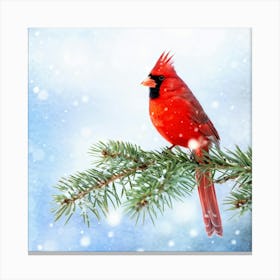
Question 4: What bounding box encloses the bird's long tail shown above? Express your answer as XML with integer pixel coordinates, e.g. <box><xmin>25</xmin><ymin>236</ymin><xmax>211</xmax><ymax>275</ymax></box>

<box><xmin>195</xmin><ymin>150</ymin><xmax>223</xmax><ymax>237</ymax></box>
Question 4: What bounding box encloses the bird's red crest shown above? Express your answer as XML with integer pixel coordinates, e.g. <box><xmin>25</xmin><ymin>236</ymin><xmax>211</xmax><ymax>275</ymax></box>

<box><xmin>150</xmin><ymin>52</ymin><xmax>176</xmax><ymax>76</ymax></box>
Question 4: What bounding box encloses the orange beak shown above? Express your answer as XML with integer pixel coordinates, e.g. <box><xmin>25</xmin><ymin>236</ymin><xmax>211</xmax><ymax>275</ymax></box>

<box><xmin>141</xmin><ymin>77</ymin><xmax>157</xmax><ymax>88</ymax></box>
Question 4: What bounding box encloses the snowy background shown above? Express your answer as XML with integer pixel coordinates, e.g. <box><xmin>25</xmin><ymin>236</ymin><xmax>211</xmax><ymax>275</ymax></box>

<box><xmin>28</xmin><ymin>28</ymin><xmax>251</xmax><ymax>253</ymax></box>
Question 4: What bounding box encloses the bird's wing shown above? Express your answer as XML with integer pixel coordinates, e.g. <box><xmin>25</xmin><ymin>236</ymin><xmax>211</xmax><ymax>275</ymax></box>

<box><xmin>180</xmin><ymin>90</ymin><xmax>220</xmax><ymax>145</ymax></box>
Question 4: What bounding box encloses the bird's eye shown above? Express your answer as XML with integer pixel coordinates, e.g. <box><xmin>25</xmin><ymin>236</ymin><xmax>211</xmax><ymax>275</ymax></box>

<box><xmin>159</xmin><ymin>75</ymin><xmax>165</xmax><ymax>81</ymax></box>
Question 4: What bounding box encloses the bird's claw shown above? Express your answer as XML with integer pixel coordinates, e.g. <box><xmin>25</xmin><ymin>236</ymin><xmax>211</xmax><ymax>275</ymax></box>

<box><xmin>168</xmin><ymin>144</ymin><xmax>175</xmax><ymax>150</ymax></box>
<box><xmin>190</xmin><ymin>152</ymin><xmax>200</xmax><ymax>164</ymax></box>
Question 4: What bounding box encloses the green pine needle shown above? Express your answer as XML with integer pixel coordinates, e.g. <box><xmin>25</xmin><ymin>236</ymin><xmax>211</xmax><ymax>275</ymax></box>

<box><xmin>51</xmin><ymin>140</ymin><xmax>252</xmax><ymax>226</ymax></box>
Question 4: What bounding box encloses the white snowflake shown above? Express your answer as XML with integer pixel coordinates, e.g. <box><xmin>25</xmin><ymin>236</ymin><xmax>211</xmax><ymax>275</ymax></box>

<box><xmin>189</xmin><ymin>229</ymin><xmax>198</xmax><ymax>237</ymax></box>
<box><xmin>211</xmin><ymin>101</ymin><xmax>219</xmax><ymax>109</ymax></box>
<box><xmin>168</xmin><ymin>240</ymin><xmax>175</xmax><ymax>247</ymax></box>
<box><xmin>33</xmin><ymin>86</ymin><xmax>40</xmax><ymax>94</ymax></box>
<box><xmin>235</xmin><ymin>230</ymin><xmax>240</xmax><ymax>235</ymax></box>
<box><xmin>188</xmin><ymin>139</ymin><xmax>199</xmax><ymax>150</ymax></box>
<box><xmin>80</xmin><ymin>236</ymin><xmax>91</xmax><ymax>247</ymax></box>
<box><xmin>82</xmin><ymin>95</ymin><xmax>89</xmax><ymax>103</ymax></box>
<box><xmin>107</xmin><ymin>210</ymin><xmax>122</xmax><ymax>226</ymax></box>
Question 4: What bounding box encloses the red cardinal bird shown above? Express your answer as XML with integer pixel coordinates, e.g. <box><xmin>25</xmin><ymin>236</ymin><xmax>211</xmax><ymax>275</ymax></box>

<box><xmin>141</xmin><ymin>52</ymin><xmax>223</xmax><ymax>237</ymax></box>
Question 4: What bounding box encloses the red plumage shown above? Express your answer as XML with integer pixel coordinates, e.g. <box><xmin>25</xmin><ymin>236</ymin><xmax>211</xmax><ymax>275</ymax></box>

<box><xmin>141</xmin><ymin>52</ymin><xmax>223</xmax><ymax>237</ymax></box>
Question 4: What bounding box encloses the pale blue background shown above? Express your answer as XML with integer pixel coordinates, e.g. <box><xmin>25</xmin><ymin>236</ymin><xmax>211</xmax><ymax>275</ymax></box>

<box><xmin>28</xmin><ymin>28</ymin><xmax>251</xmax><ymax>252</ymax></box>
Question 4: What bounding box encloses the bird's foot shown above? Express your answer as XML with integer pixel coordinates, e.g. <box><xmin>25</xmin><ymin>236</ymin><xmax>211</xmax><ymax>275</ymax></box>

<box><xmin>190</xmin><ymin>151</ymin><xmax>200</xmax><ymax>164</ymax></box>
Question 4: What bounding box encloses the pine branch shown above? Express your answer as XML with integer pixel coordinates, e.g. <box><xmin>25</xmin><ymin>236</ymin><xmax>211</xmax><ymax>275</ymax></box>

<box><xmin>51</xmin><ymin>140</ymin><xmax>252</xmax><ymax>226</ymax></box>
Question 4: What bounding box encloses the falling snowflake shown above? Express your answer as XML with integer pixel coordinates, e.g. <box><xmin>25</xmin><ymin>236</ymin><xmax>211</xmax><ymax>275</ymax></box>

<box><xmin>188</xmin><ymin>139</ymin><xmax>199</xmax><ymax>150</ymax></box>
<box><xmin>33</xmin><ymin>86</ymin><xmax>40</xmax><ymax>94</ymax></box>
<box><xmin>189</xmin><ymin>229</ymin><xmax>198</xmax><ymax>237</ymax></box>
<box><xmin>82</xmin><ymin>95</ymin><xmax>89</xmax><ymax>103</ymax></box>
<box><xmin>168</xmin><ymin>240</ymin><xmax>175</xmax><ymax>247</ymax></box>
<box><xmin>211</xmin><ymin>100</ymin><xmax>219</xmax><ymax>109</ymax></box>
<box><xmin>80</xmin><ymin>236</ymin><xmax>91</xmax><ymax>247</ymax></box>
<box><xmin>107</xmin><ymin>210</ymin><xmax>122</xmax><ymax>226</ymax></box>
